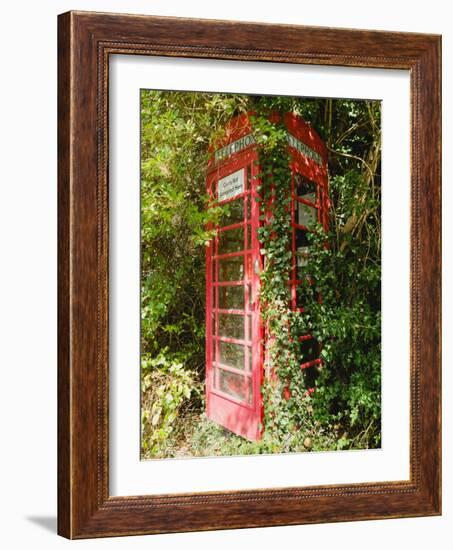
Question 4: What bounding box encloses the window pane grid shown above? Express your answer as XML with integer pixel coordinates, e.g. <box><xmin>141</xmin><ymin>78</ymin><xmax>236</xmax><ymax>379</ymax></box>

<box><xmin>210</xmin><ymin>163</ymin><xmax>256</xmax><ymax>402</ymax></box>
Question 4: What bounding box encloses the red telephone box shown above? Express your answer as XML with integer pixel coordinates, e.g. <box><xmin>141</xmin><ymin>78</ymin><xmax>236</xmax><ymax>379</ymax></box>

<box><xmin>205</xmin><ymin>112</ymin><xmax>329</xmax><ymax>441</ymax></box>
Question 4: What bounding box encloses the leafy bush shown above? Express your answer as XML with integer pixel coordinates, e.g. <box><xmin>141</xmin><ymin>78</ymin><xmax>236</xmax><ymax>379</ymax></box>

<box><xmin>141</xmin><ymin>351</ymin><xmax>203</xmax><ymax>457</ymax></box>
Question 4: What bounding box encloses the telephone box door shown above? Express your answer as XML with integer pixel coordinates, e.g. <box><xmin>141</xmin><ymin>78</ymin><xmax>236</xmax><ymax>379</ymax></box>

<box><xmin>206</xmin><ymin>150</ymin><xmax>263</xmax><ymax>441</ymax></box>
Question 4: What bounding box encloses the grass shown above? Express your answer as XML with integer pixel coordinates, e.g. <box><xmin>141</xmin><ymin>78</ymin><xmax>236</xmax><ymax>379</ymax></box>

<box><xmin>141</xmin><ymin>409</ymin><xmax>349</xmax><ymax>460</ymax></box>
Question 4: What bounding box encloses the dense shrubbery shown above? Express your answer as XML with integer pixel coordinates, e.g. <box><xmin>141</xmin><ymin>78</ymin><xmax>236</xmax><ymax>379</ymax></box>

<box><xmin>140</xmin><ymin>91</ymin><xmax>381</xmax><ymax>458</ymax></box>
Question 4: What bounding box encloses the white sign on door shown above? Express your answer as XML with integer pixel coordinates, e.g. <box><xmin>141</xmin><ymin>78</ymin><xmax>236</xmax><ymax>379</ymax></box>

<box><xmin>217</xmin><ymin>169</ymin><xmax>245</xmax><ymax>202</ymax></box>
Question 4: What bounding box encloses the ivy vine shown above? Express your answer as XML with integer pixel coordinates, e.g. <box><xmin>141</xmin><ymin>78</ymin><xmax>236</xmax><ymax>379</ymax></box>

<box><xmin>252</xmin><ymin>114</ymin><xmax>315</xmax><ymax>450</ymax></box>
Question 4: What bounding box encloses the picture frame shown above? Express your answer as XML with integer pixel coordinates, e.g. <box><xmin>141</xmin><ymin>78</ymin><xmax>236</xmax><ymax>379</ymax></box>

<box><xmin>57</xmin><ymin>10</ymin><xmax>441</xmax><ymax>539</ymax></box>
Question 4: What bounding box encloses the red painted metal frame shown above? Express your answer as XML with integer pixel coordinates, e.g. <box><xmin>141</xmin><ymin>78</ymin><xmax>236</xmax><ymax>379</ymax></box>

<box><xmin>206</xmin><ymin>112</ymin><xmax>328</xmax><ymax>441</ymax></box>
<box><xmin>285</xmin><ymin>111</ymin><xmax>329</xmax><ymax>371</ymax></box>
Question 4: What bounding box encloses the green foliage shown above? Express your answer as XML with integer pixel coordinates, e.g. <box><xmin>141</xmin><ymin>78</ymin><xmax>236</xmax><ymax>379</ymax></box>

<box><xmin>140</xmin><ymin>91</ymin><xmax>249</xmax><ymax>457</ymax></box>
<box><xmin>141</xmin><ymin>351</ymin><xmax>203</xmax><ymax>457</ymax></box>
<box><xmin>251</xmin><ymin>98</ymin><xmax>381</xmax><ymax>451</ymax></box>
<box><xmin>250</xmin><ymin>113</ymin><xmax>307</xmax><ymax>449</ymax></box>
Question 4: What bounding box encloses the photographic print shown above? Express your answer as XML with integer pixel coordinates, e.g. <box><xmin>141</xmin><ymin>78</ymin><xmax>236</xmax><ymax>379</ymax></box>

<box><xmin>140</xmin><ymin>90</ymin><xmax>382</xmax><ymax>460</ymax></box>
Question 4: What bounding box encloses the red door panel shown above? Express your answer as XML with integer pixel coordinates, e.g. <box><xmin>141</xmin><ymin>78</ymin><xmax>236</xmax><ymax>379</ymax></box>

<box><xmin>206</xmin><ymin>149</ymin><xmax>263</xmax><ymax>441</ymax></box>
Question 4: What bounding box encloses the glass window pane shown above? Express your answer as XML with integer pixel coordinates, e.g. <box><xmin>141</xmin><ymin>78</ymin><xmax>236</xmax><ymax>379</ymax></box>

<box><xmin>297</xmin><ymin>201</ymin><xmax>318</xmax><ymax>227</ymax></box>
<box><xmin>297</xmin><ymin>246</ymin><xmax>309</xmax><ymax>263</ymax></box>
<box><xmin>219</xmin><ymin>198</ymin><xmax>244</xmax><ymax>226</ymax></box>
<box><xmin>218</xmin><ymin>256</ymin><xmax>244</xmax><ymax>281</ymax></box>
<box><xmin>300</xmin><ymin>338</ymin><xmax>319</xmax><ymax>363</ymax></box>
<box><xmin>218</xmin><ymin>314</ymin><xmax>245</xmax><ymax>340</ymax></box>
<box><xmin>247</xmin><ymin>315</ymin><xmax>252</xmax><ymax>342</ymax></box>
<box><xmin>218</xmin><ymin>227</ymin><xmax>244</xmax><ymax>255</ymax></box>
<box><xmin>217</xmin><ymin>369</ymin><xmax>249</xmax><ymax>402</ymax></box>
<box><xmin>295</xmin><ymin>173</ymin><xmax>317</xmax><ymax>196</ymax></box>
<box><xmin>219</xmin><ymin>285</ymin><xmax>244</xmax><ymax>309</ymax></box>
<box><xmin>296</xmin><ymin>228</ymin><xmax>310</xmax><ymax>248</ymax></box>
<box><xmin>219</xmin><ymin>341</ymin><xmax>245</xmax><ymax>370</ymax></box>
<box><xmin>296</xmin><ymin>246</ymin><xmax>309</xmax><ymax>273</ymax></box>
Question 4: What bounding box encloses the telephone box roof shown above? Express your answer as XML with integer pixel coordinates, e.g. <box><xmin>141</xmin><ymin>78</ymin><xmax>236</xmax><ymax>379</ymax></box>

<box><xmin>207</xmin><ymin>111</ymin><xmax>327</xmax><ymax>170</ymax></box>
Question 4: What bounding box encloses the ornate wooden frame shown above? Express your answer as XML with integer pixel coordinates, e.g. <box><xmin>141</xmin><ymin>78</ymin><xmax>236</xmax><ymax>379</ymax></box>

<box><xmin>58</xmin><ymin>10</ymin><xmax>441</xmax><ymax>539</ymax></box>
